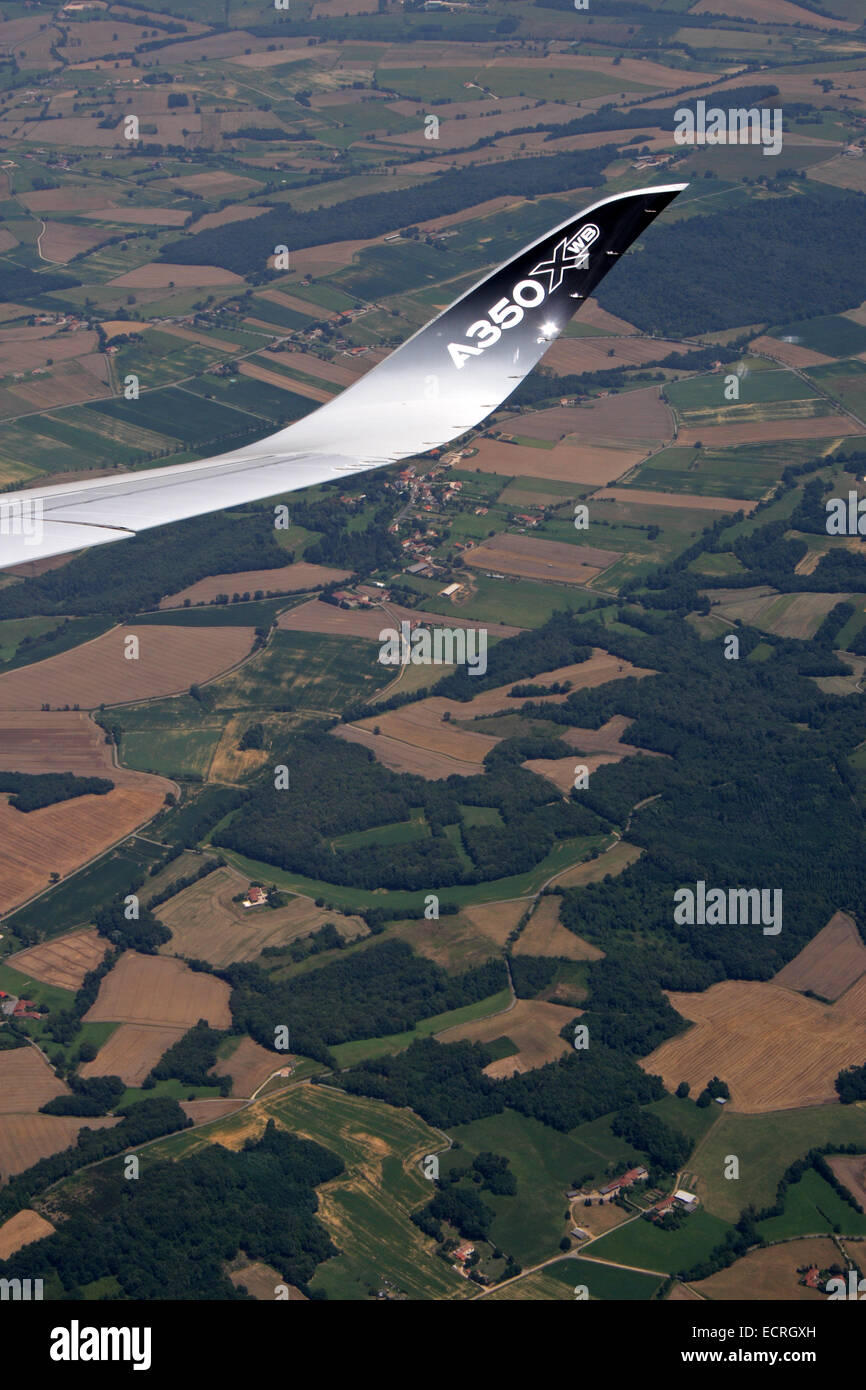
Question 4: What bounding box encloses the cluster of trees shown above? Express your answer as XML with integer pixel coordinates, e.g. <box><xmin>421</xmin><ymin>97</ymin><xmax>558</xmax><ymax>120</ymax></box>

<box><xmin>41</xmin><ymin>1075</ymin><xmax>124</xmax><ymax>1118</ymax></box>
<box><xmin>213</xmin><ymin>730</ymin><xmax>604</xmax><ymax>891</ymax></box>
<box><xmin>0</xmin><ymin>507</ymin><xmax>289</xmax><ymax>620</ymax></box>
<box><xmin>332</xmin><ymin>1033</ymin><xmax>664</xmax><ymax>1133</ymax></box>
<box><xmin>0</xmin><ymin>771</ymin><xmax>113</xmax><ymax>812</ymax></box>
<box><xmin>291</xmin><ymin>488</ymin><xmax>401</xmax><ymax>574</ymax></box>
<box><xmin>229</xmin><ymin>941</ymin><xmax>506</xmax><ymax>1065</ymax></box>
<box><xmin>0</xmin><ymin>1122</ymin><xmax>343</xmax><ymax>1300</ymax></box>
<box><xmin>159</xmin><ymin>147</ymin><xmax>614</xmax><ymax>275</ymax></box>
<box><xmin>146</xmin><ymin>1019</ymin><xmax>232</xmax><ymax>1093</ymax></box>
<box><xmin>611</xmin><ymin>1105</ymin><xmax>690</xmax><ymax>1177</ymax></box>
<box><xmin>836</xmin><ymin>1062</ymin><xmax>866</xmax><ymax>1104</ymax></box>
<box><xmin>598</xmin><ymin>193</ymin><xmax>866</xmax><ymax>336</ymax></box>
<box><xmin>94</xmin><ymin>897</ymin><xmax>170</xmax><ymax>954</ymax></box>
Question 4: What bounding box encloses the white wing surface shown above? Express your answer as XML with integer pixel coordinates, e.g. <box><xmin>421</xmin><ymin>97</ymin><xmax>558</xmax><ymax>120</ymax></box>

<box><xmin>0</xmin><ymin>184</ymin><xmax>686</xmax><ymax>570</ymax></box>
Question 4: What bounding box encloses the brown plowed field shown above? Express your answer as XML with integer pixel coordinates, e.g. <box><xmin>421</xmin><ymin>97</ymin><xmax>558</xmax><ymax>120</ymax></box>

<box><xmin>212</xmin><ymin>1037</ymin><xmax>281</xmax><ymax>1097</ymax></box>
<box><xmin>693</xmin><ymin>0</ymin><xmax>857</xmax><ymax>29</ymax></box>
<box><xmin>461</xmin><ymin>901</ymin><xmax>527</xmax><ymax>946</ymax></box>
<box><xmin>40</xmin><ymin>221</ymin><xmax>112</xmax><ymax>263</ymax></box>
<box><xmin>593</xmin><ymin>487</ymin><xmax>755</xmax><ymax>513</ymax></box>
<box><xmin>642</xmin><ymin>975</ymin><xmax>866</xmax><ymax>1112</ymax></box>
<box><xmin>827</xmin><ymin>1155</ymin><xmax>866</xmax><ymax>1212</ymax></box>
<box><xmin>84</xmin><ymin>952</ymin><xmax>232</xmax><ymax>1029</ymax></box>
<box><xmin>0</xmin><ymin>711</ymin><xmax>166</xmax><ymax>785</ymax></box>
<box><xmin>160</xmin><ymin>565</ymin><xmax>349</xmax><ymax>608</ymax></box>
<box><xmin>109</xmin><ymin>263</ymin><xmax>244</xmax><ymax>289</ymax></box>
<box><xmin>187</xmin><ymin>205</ymin><xmax>270</xmax><ymax>234</ymax></box>
<box><xmin>0</xmin><ymin>1115</ymin><xmax>118</xmax><ymax>1183</ymax></box>
<box><xmin>278</xmin><ymin>597</ymin><xmax>520</xmax><ymax>640</ymax></box>
<box><xmin>0</xmin><ymin>1047</ymin><xmax>67</xmax><ymax>1114</ymax></box>
<box><xmin>470</xmin><ymin>437</ymin><xmax>646</xmax><ymax>485</ymax></box>
<box><xmin>518</xmin><ymin>388</ymin><xmax>673</xmax><ymax>445</ymax></box>
<box><xmin>79</xmin><ymin>1024</ymin><xmax>186</xmax><ymax>1087</ymax></box>
<box><xmin>522</xmin><ymin>752</ymin><xmax>626</xmax><ymax>792</ymax></box>
<box><xmin>773</xmin><ymin>911</ymin><xmax>866</xmax><ymax>1001</ymax></box>
<box><xmin>437</xmin><ymin>998</ymin><xmax>575</xmax><ymax>1076</ymax></box>
<box><xmin>8</xmin><ymin>929</ymin><xmax>109</xmax><ymax>992</ymax></box>
<box><xmin>677</xmin><ymin>417</ymin><xmax>859</xmax><ymax>447</ymax></box>
<box><xmin>463</xmin><ymin>533</ymin><xmax>621</xmax><ymax>584</ymax></box>
<box><xmin>181</xmin><ymin>1099</ymin><xmax>245</xmax><ymax>1125</ymax></box>
<box><xmin>84</xmin><ymin>208</ymin><xmax>189</xmax><ymax>225</ymax></box>
<box><xmin>156</xmin><ymin>864</ymin><xmax>367</xmax><ymax>967</ymax></box>
<box><xmin>0</xmin><ymin>1209</ymin><xmax>55</xmax><ymax>1259</ymax></box>
<box><xmin>515</xmin><ymin>895</ymin><xmax>604</xmax><ymax>961</ymax></box>
<box><xmin>0</xmin><ymin>624</ymin><xmax>255</xmax><ymax>709</ymax></box>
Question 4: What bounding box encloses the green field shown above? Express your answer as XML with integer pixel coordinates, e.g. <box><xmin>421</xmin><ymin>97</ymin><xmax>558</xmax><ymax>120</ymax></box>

<box><xmin>756</xmin><ymin>1166</ymin><xmax>866</xmax><ymax>1243</ymax></box>
<box><xmin>121</xmin><ymin>725</ymin><xmax>222</xmax><ymax>779</ymax></box>
<box><xmin>665</xmin><ymin>366</ymin><xmax>816</xmax><ymax>414</ymax></box>
<box><xmin>550</xmin><ymin>1256</ymin><xmax>662</xmax><ymax>1300</ymax></box>
<box><xmin>209</xmin><ymin>630</ymin><xmax>391</xmax><ymax>713</ymax></box>
<box><xmin>772</xmin><ymin>314</ymin><xmax>866</xmax><ymax>359</ymax></box>
<box><xmin>690</xmin><ymin>1106</ymin><xmax>866</xmax><ymax>1222</ymax></box>
<box><xmin>584</xmin><ymin>1208</ymin><xmax>732</xmax><ymax>1276</ymax></box>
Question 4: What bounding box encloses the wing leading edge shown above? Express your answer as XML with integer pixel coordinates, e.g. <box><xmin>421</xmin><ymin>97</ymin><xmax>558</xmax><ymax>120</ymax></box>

<box><xmin>0</xmin><ymin>183</ymin><xmax>686</xmax><ymax>569</ymax></box>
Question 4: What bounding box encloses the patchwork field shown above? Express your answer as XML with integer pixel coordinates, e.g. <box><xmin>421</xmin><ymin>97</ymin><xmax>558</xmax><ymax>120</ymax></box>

<box><xmin>642</xmin><ymin>975</ymin><xmax>866</xmax><ymax>1112</ymax></box>
<box><xmin>515</xmin><ymin>895</ymin><xmax>604</xmax><ymax>961</ymax></box>
<box><xmin>156</xmin><ymin>864</ymin><xmax>367</xmax><ymax>967</ymax></box>
<box><xmin>83</xmin><ymin>952</ymin><xmax>232</xmax><ymax>1029</ymax></box>
<box><xmin>706</xmin><ymin>589</ymin><xmax>854</xmax><ymax>640</ymax></box>
<box><xmin>337</xmin><ymin>651</ymin><xmax>654</xmax><ymax>778</ymax></box>
<box><xmin>773</xmin><ymin>911</ymin><xmax>866</xmax><ymax>1001</ymax></box>
<box><xmin>160</xmin><ymin>563</ymin><xmax>350</xmax><ymax>608</ymax></box>
<box><xmin>0</xmin><ymin>785</ymin><xmax>170</xmax><ymax>916</ymax></box>
<box><xmin>0</xmin><ymin>625</ymin><xmax>255</xmax><ymax>710</ymax></box>
<box><xmin>436</xmin><ymin>998</ymin><xmax>575</xmax><ymax>1076</ymax></box>
<box><xmin>7</xmin><ymin>929</ymin><xmax>109</xmax><ymax>992</ymax></box>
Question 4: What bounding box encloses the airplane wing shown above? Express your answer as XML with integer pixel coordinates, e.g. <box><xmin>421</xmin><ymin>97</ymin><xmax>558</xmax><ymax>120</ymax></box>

<box><xmin>0</xmin><ymin>183</ymin><xmax>686</xmax><ymax>570</ymax></box>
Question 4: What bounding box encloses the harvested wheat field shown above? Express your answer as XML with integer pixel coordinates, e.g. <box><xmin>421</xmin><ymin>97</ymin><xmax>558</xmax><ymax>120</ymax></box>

<box><xmin>642</xmin><ymin>976</ymin><xmax>866</xmax><ymax>1112</ymax></box>
<box><xmin>0</xmin><ymin>1115</ymin><xmax>118</xmax><ymax>1183</ymax></box>
<box><xmin>707</xmin><ymin>590</ymin><xmax>851</xmax><ymax>640</ymax></box>
<box><xmin>78</xmin><ymin>1023</ymin><xmax>186</xmax><ymax>1088</ymax></box>
<box><xmin>84</xmin><ymin>207</ymin><xmax>189</xmax><ymax>226</ymax></box>
<box><xmin>550</xmin><ymin>839</ymin><xmax>643</xmax><ymax>889</ymax></box>
<box><xmin>0</xmin><ymin>787</ymin><xmax>169</xmax><ymax>915</ymax></box>
<box><xmin>547</xmin><ymin>335</ymin><xmax>688</xmax><ymax>375</ymax></box>
<box><xmin>461</xmin><ymin>900</ymin><xmax>527</xmax><ymax>946</ymax></box>
<box><xmin>827</xmin><ymin>1154</ymin><xmax>866</xmax><ymax>1212</ymax></box>
<box><xmin>208</xmin><ymin>715</ymin><xmax>271</xmax><ymax>784</ymax></box>
<box><xmin>338</xmin><ymin>652</ymin><xmax>653</xmax><ymax>778</ymax></box>
<box><xmin>593</xmin><ymin>487</ymin><xmax>756</xmax><ymax>513</ymax></box>
<box><xmin>690</xmin><ymin>1239</ymin><xmax>841</xmax><ymax>1302</ymax></box>
<box><xmin>464</xmin><ymin>534</ymin><xmax>621</xmax><ymax>585</ymax></box>
<box><xmin>39</xmin><ymin>221</ymin><xmax>111</xmax><ymax>263</ymax></box>
<box><xmin>229</xmin><ymin>1262</ymin><xmax>304</xmax><ymax>1300</ymax></box>
<box><xmin>515</xmin><ymin>896</ymin><xmax>605</xmax><ymax>961</ymax></box>
<box><xmin>677</xmin><ymin>416</ymin><xmax>859</xmax><ymax>448</ymax></box>
<box><xmin>0</xmin><ymin>624</ymin><xmax>254</xmax><ymax>709</ymax></box>
<box><xmin>84</xmin><ymin>952</ymin><xmax>231</xmax><ymax>1029</ymax></box>
<box><xmin>470</xmin><ymin>436</ymin><xmax>645</xmax><ymax>485</ymax></box>
<box><xmin>0</xmin><ymin>1047</ymin><xmax>67</xmax><ymax>1114</ymax></box>
<box><xmin>188</xmin><ymin>205</ymin><xmax>271</xmax><ymax>234</ymax></box>
<box><xmin>160</xmin><ymin>564</ymin><xmax>349</xmax><ymax>608</ymax></box>
<box><xmin>0</xmin><ymin>1209</ymin><xmax>55</xmax><ymax>1260</ymax></box>
<box><xmin>437</xmin><ymin>998</ymin><xmax>574</xmax><ymax>1077</ymax></box>
<box><xmin>278</xmin><ymin>597</ymin><xmax>519</xmax><ymax>640</ymax></box>
<box><xmin>181</xmin><ymin>1099</ymin><xmax>245</xmax><ymax>1125</ymax></box>
<box><xmin>0</xmin><ymin>711</ymin><xmax>166</xmax><ymax>786</ymax></box>
<box><xmin>693</xmin><ymin>0</ymin><xmax>857</xmax><ymax>29</ymax></box>
<box><xmin>211</xmin><ymin>1037</ymin><xmax>281</xmax><ymax>1098</ymax></box>
<box><xmin>519</xmin><ymin>388</ymin><xmax>672</xmax><ymax>447</ymax></box>
<box><xmin>8</xmin><ymin>929</ymin><xmax>109</xmax><ymax>992</ymax></box>
<box><xmin>109</xmin><ymin>263</ymin><xmax>244</xmax><ymax>289</ymax></box>
<box><xmin>156</xmin><ymin>864</ymin><xmax>366</xmax><ymax>967</ymax></box>
<box><xmin>523</xmin><ymin>752</ymin><xmax>628</xmax><ymax>793</ymax></box>
<box><xmin>773</xmin><ymin>912</ymin><xmax>866</xmax><ymax>1001</ymax></box>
